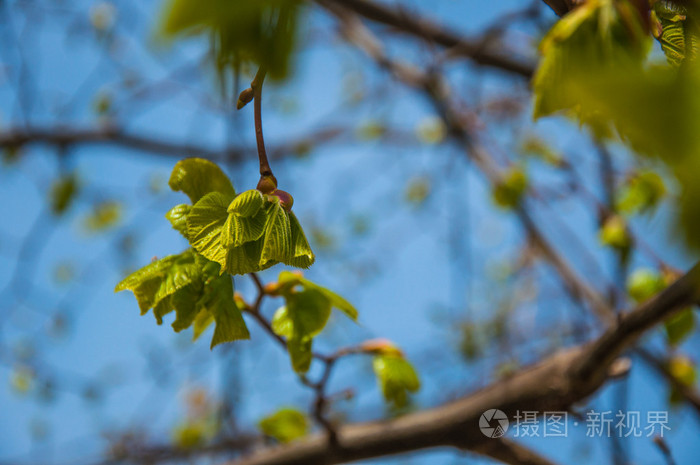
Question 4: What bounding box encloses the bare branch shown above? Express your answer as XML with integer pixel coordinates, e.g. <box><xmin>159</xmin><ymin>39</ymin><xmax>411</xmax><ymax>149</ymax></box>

<box><xmin>315</xmin><ymin>0</ymin><xmax>536</xmax><ymax>77</ymax></box>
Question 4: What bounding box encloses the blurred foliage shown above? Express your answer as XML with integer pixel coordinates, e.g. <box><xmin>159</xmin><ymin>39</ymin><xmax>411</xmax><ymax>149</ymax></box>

<box><xmin>258</xmin><ymin>407</ymin><xmax>308</xmax><ymax>443</ymax></box>
<box><xmin>372</xmin><ymin>352</ymin><xmax>420</xmax><ymax>409</ymax></box>
<box><xmin>404</xmin><ymin>177</ymin><xmax>431</xmax><ymax>207</ymax></box>
<box><xmin>492</xmin><ymin>167</ymin><xmax>528</xmax><ymax>209</ymax></box>
<box><xmin>49</xmin><ymin>173</ymin><xmax>79</xmax><ymax>216</ymax></box>
<box><xmin>533</xmin><ymin>0</ymin><xmax>700</xmax><ymax>248</ymax></box>
<box><xmin>160</xmin><ymin>0</ymin><xmax>300</xmax><ymax>80</ymax></box>
<box><xmin>627</xmin><ymin>268</ymin><xmax>666</xmax><ymax>303</ymax></box>
<box><xmin>83</xmin><ymin>201</ymin><xmax>122</xmax><ymax>232</ymax></box>
<box><xmin>415</xmin><ymin>116</ymin><xmax>447</xmax><ymax>144</ymax></box>
<box><xmin>668</xmin><ymin>353</ymin><xmax>697</xmax><ymax>404</ymax></box>
<box><xmin>598</xmin><ymin>215</ymin><xmax>632</xmax><ymax>261</ymax></box>
<box><xmin>616</xmin><ymin>170</ymin><xmax>666</xmax><ymax>215</ymax></box>
<box><xmin>664</xmin><ymin>309</ymin><xmax>695</xmax><ymax>346</ymax></box>
<box><xmin>519</xmin><ymin>135</ymin><xmax>563</xmax><ymax>166</ymax></box>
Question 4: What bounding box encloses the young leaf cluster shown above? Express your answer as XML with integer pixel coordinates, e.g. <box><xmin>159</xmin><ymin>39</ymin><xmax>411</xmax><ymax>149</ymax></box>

<box><xmin>168</xmin><ymin>159</ymin><xmax>314</xmax><ymax>275</ymax></box>
<box><xmin>115</xmin><ymin>158</ymin><xmax>315</xmax><ymax>349</ymax></box>
<box><xmin>115</xmin><ymin>249</ymin><xmax>249</xmax><ymax>349</ymax></box>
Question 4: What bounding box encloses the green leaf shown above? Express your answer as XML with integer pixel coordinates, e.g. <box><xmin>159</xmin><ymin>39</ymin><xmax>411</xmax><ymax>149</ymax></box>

<box><xmin>286</xmin><ymin>212</ymin><xmax>315</xmax><ymax>269</ymax></box>
<box><xmin>50</xmin><ymin>173</ymin><xmax>79</xmax><ymax>215</ymax></box>
<box><xmin>171</xmin><ymin>283</ymin><xmax>204</xmax><ymax>331</ymax></box>
<box><xmin>187</xmin><ymin>192</ymin><xmax>232</xmax><ymax>264</ymax></box>
<box><xmin>116</xmin><ymin>250</ymin><xmax>249</xmax><ymax>348</ymax></box>
<box><xmin>207</xmin><ymin>274</ymin><xmax>250</xmax><ymax>348</ymax></box>
<box><xmin>228</xmin><ymin>189</ymin><xmax>264</xmax><ymax>217</ymax></box>
<box><xmin>287</xmin><ymin>336</ymin><xmax>313</xmax><ymax>373</ymax></box>
<box><xmin>616</xmin><ymin>171</ymin><xmax>666</xmax><ymax>215</ymax></box>
<box><xmin>166</xmin><ymin>204</ymin><xmax>191</xmax><ymax>238</ymax></box>
<box><xmin>271</xmin><ymin>289</ymin><xmax>332</xmax><ymax>339</ymax></box>
<box><xmin>115</xmin><ymin>250</ymin><xmax>201</xmax><ymax>314</ymax></box>
<box><xmin>260</xmin><ymin>203</ymin><xmax>292</xmax><ymax>267</ymax></box>
<box><xmin>169</xmin><ymin>158</ymin><xmax>235</xmax><ymax>204</ymax></box>
<box><xmin>271</xmin><ymin>289</ymin><xmax>331</xmax><ymax>373</ymax></box>
<box><xmin>258</xmin><ymin>407</ymin><xmax>309</xmax><ymax>443</ymax></box>
<box><xmin>192</xmin><ymin>308</ymin><xmax>214</xmax><ymax>341</ymax></box>
<box><xmin>653</xmin><ymin>1</ymin><xmax>698</xmax><ymax>67</ymax></box>
<box><xmin>277</xmin><ymin>271</ymin><xmax>357</xmax><ymax>320</ymax></box>
<box><xmin>626</xmin><ymin>268</ymin><xmax>667</xmax><ymax>303</ymax></box>
<box><xmin>221</xmin><ymin>209</ymin><xmax>267</xmax><ymax>249</ymax></box>
<box><xmin>665</xmin><ymin>308</ymin><xmax>695</xmax><ymax>346</ymax></box>
<box><xmin>372</xmin><ymin>354</ymin><xmax>420</xmax><ymax>409</ymax></box>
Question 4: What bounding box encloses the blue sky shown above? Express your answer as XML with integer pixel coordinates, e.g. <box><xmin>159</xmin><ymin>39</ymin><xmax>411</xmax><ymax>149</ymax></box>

<box><xmin>1</xmin><ymin>1</ymin><xmax>699</xmax><ymax>464</ymax></box>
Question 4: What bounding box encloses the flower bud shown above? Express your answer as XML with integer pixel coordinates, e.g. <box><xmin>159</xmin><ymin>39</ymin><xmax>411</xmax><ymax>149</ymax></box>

<box><xmin>271</xmin><ymin>189</ymin><xmax>294</xmax><ymax>211</ymax></box>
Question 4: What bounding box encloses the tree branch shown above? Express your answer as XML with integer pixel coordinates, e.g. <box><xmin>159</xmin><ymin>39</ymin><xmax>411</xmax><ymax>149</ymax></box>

<box><xmin>315</xmin><ymin>0</ymin><xmax>536</xmax><ymax>77</ymax></box>
<box><xmin>222</xmin><ymin>263</ymin><xmax>699</xmax><ymax>465</ymax></box>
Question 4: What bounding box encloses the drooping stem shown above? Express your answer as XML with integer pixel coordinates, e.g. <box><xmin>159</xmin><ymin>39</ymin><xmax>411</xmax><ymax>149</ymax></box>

<box><xmin>251</xmin><ymin>67</ymin><xmax>274</xmax><ymax>179</ymax></box>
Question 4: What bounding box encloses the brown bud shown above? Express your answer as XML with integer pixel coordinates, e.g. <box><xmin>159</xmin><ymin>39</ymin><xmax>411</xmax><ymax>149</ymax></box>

<box><xmin>256</xmin><ymin>174</ymin><xmax>278</xmax><ymax>194</ymax></box>
<box><xmin>236</xmin><ymin>87</ymin><xmax>254</xmax><ymax>110</ymax></box>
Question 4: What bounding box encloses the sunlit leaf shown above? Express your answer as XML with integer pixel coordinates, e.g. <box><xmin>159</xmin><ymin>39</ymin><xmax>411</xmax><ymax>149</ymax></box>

<box><xmin>169</xmin><ymin>158</ymin><xmax>235</xmax><ymax>204</ymax></box>
<box><xmin>187</xmin><ymin>191</ymin><xmax>232</xmax><ymax>263</ymax></box>
<box><xmin>228</xmin><ymin>189</ymin><xmax>264</xmax><ymax>217</ymax></box>
<box><xmin>286</xmin><ymin>212</ymin><xmax>314</xmax><ymax>268</ymax></box>
<box><xmin>260</xmin><ymin>202</ymin><xmax>292</xmax><ymax>267</ymax></box>
<box><xmin>115</xmin><ymin>250</ymin><xmax>200</xmax><ymax>314</ymax></box>
<box><xmin>115</xmin><ymin>250</ymin><xmax>249</xmax><ymax>348</ymax></box>
<box><xmin>166</xmin><ymin>204</ymin><xmax>191</xmax><ymax>238</ymax></box>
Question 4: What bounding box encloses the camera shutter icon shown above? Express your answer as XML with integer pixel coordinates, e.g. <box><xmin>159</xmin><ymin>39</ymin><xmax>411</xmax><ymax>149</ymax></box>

<box><xmin>479</xmin><ymin>409</ymin><xmax>509</xmax><ymax>438</ymax></box>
